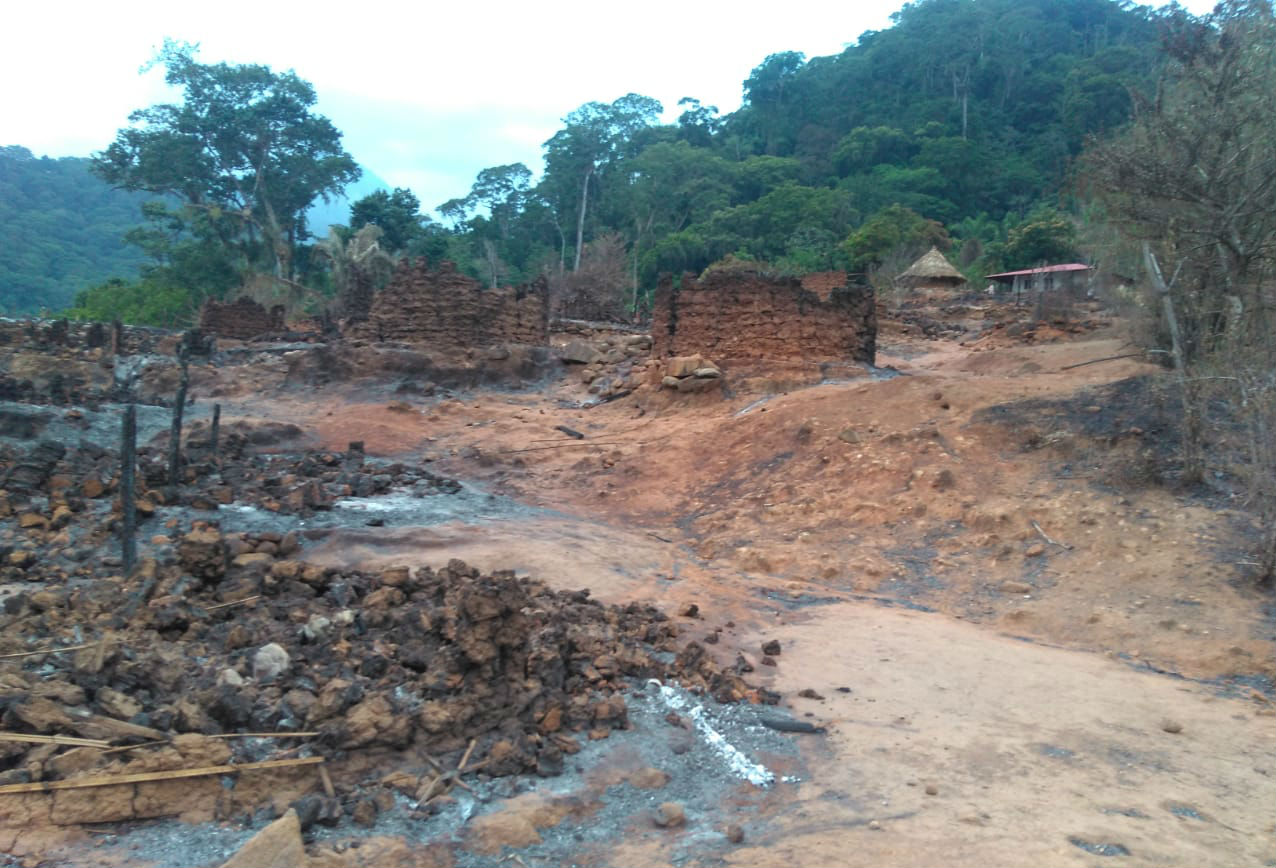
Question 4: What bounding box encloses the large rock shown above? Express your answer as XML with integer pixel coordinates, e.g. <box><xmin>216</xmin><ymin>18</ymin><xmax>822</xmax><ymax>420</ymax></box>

<box><xmin>559</xmin><ymin>338</ymin><xmax>602</xmax><ymax>364</ymax></box>
<box><xmin>666</xmin><ymin>355</ymin><xmax>706</xmax><ymax>378</ymax></box>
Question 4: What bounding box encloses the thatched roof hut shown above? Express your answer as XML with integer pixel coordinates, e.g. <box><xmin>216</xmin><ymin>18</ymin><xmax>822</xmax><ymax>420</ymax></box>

<box><xmin>895</xmin><ymin>247</ymin><xmax>967</xmax><ymax>289</ymax></box>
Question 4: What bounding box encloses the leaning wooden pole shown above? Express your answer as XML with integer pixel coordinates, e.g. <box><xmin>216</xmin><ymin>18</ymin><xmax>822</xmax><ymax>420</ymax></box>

<box><xmin>120</xmin><ymin>403</ymin><xmax>137</xmax><ymax>576</ymax></box>
<box><xmin>1144</xmin><ymin>241</ymin><xmax>1202</xmax><ymax>484</ymax></box>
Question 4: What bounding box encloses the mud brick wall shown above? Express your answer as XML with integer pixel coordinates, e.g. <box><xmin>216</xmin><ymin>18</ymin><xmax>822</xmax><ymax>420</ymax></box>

<box><xmin>0</xmin><ymin>318</ymin><xmax>166</xmax><ymax>356</ymax></box>
<box><xmin>651</xmin><ymin>270</ymin><xmax>876</xmax><ymax>363</ymax></box>
<box><xmin>198</xmin><ymin>297</ymin><xmax>284</xmax><ymax>340</ymax></box>
<box><xmin>353</xmin><ymin>259</ymin><xmax>549</xmax><ymax>350</ymax></box>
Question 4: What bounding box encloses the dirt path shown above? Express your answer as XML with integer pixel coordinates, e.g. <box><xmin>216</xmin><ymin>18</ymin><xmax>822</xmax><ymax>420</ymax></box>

<box><xmin>728</xmin><ymin>603</ymin><xmax>1274</xmax><ymax>868</ymax></box>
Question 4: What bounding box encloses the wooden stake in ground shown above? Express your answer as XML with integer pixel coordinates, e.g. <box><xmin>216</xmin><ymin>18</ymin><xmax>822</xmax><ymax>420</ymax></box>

<box><xmin>210</xmin><ymin>402</ymin><xmax>221</xmax><ymax>457</ymax></box>
<box><xmin>166</xmin><ymin>336</ymin><xmax>191</xmax><ymax>495</ymax></box>
<box><xmin>120</xmin><ymin>403</ymin><xmax>137</xmax><ymax>576</ymax></box>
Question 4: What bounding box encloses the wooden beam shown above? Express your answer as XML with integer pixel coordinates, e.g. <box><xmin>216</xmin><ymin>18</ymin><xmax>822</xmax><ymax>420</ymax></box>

<box><xmin>0</xmin><ymin>756</ymin><xmax>324</xmax><ymax>795</ymax></box>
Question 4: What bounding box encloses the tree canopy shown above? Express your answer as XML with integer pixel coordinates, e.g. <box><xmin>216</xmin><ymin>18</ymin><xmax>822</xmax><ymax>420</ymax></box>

<box><xmin>92</xmin><ymin>40</ymin><xmax>359</xmax><ymax>282</ymax></box>
<box><xmin>5</xmin><ymin>0</ymin><xmax>1207</xmax><ymax>322</ymax></box>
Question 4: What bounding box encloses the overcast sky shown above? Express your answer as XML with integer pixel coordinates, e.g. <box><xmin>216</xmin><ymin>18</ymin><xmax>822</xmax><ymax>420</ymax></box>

<box><xmin>2</xmin><ymin>0</ymin><xmax>1214</xmax><ymax>220</ymax></box>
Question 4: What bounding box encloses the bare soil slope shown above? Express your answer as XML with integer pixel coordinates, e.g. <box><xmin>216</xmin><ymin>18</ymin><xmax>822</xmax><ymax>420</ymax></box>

<box><xmin>252</xmin><ymin>321</ymin><xmax>1275</xmax><ymax>866</ymax></box>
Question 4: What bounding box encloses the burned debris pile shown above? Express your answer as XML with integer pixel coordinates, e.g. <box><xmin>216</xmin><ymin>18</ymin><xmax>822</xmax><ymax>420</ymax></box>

<box><xmin>0</xmin><ymin>555</ymin><xmax>766</xmax><ymax>802</ymax></box>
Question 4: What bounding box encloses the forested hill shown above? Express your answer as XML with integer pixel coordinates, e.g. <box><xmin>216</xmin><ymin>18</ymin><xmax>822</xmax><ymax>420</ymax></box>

<box><xmin>439</xmin><ymin>0</ymin><xmax>1168</xmax><ymax>309</ymax></box>
<box><xmin>3</xmin><ymin>0</ymin><xmax>1172</xmax><ymax>324</ymax></box>
<box><xmin>0</xmin><ymin>146</ymin><xmax>148</xmax><ymax>315</ymax></box>
<box><xmin>731</xmin><ymin>0</ymin><xmax>1161</xmax><ymax>217</ymax></box>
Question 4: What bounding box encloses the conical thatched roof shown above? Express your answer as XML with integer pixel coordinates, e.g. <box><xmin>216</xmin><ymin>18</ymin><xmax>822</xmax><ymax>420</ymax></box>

<box><xmin>896</xmin><ymin>247</ymin><xmax>967</xmax><ymax>287</ymax></box>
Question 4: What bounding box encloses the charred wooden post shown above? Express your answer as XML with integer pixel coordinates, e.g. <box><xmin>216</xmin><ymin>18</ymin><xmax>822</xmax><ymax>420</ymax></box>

<box><xmin>210</xmin><ymin>403</ymin><xmax>221</xmax><ymax>457</ymax></box>
<box><xmin>120</xmin><ymin>403</ymin><xmax>137</xmax><ymax>575</ymax></box>
<box><xmin>166</xmin><ymin>336</ymin><xmax>192</xmax><ymax>494</ymax></box>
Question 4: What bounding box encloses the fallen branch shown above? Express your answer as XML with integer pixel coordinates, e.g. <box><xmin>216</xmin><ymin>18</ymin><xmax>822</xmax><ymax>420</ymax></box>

<box><xmin>1059</xmin><ymin>352</ymin><xmax>1149</xmax><ymax>370</ymax></box>
<box><xmin>208</xmin><ymin>731</ymin><xmax>318</xmax><ymax>740</ymax></box>
<box><xmin>587</xmin><ymin>389</ymin><xmax>633</xmax><ymax>406</ymax></box>
<box><xmin>0</xmin><ymin>732</ymin><xmax>109</xmax><ymax>749</ymax></box>
<box><xmin>0</xmin><ymin>756</ymin><xmax>325</xmax><ymax>795</ymax></box>
<box><xmin>554</xmin><ymin>425</ymin><xmax>585</xmax><ymax>440</ymax></box>
<box><xmin>0</xmin><ymin>642</ymin><xmax>96</xmax><ymax>660</ymax></box>
<box><xmin>206</xmin><ymin>596</ymin><xmax>263</xmax><ymax>611</ymax></box>
<box><xmin>99</xmin><ymin>739</ymin><xmax>168</xmax><ymax>756</ymax></box>
<box><xmin>494</xmin><ymin>440</ymin><xmax>627</xmax><ymax>455</ymax></box>
<box><xmin>1031</xmin><ymin>520</ymin><xmax>1070</xmax><ymax>549</ymax></box>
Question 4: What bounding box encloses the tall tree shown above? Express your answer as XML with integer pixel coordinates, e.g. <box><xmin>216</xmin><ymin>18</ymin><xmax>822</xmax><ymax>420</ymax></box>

<box><xmin>93</xmin><ymin>40</ymin><xmax>359</xmax><ymax>284</ymax></box>
<box><xmin>541</xmin><ymin>94</ymin><xmax>662</xmax><ymax>270</ymax></box>
<box><xmin>1082</xmin><ymin>0</ymin><xmax>1276</xmax><ymax>580</ymax></box>
<box><xmin>350</xmin><ymin>187</ymin><xmax>426</xmax><ymax>252</ymax></box>
<box><xmin>742</xmin><ymin>51</ymin><xmax>806</xmax><ymax>155</ymax></box>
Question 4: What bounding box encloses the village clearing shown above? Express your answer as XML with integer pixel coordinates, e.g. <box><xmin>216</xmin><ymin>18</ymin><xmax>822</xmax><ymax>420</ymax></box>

<box><xmin>0</xmin><ymin>300</ymin><xmax>1273</xmax><ymax>868</ymax></box>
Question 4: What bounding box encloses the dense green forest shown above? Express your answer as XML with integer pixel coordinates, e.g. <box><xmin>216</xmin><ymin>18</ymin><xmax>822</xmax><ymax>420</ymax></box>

<box><xmin>0</xmin><ymin>147</ymin><xmax>149</xmax><ymax>315</ymax></box>
<box><xmin>0</xmin><ymin>0</ymin><xmax>1253</xmax><ymax>325</ymax></box>
<box><xmin>434</xmin><ymin>0</ymin><xmax>1167</xmax><ymax>316</ymax></box>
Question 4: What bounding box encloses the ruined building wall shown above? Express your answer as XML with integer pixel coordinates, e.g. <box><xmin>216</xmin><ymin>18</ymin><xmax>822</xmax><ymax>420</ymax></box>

<box><xmin>352</xmin><ymin>260</ymin><xmax>549</xmax><ymax>350</ymax></box>
<box><xmin>651</xmin><ymin>270</ymin><xmax>876</xmax><ymax>363</ymax></box>
<box><xmin>198</xmin><ymin>297</ymin><xmax>285</xmax><ymax>340</ymax></box>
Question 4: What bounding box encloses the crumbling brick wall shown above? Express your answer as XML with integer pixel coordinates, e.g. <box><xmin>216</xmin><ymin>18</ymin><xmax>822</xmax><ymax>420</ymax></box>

<box><xmin>651</xmin><ymin>269</ymin><xmax>876</xmax><ymax>363</ymax></box>
<box><xmin>198</xmin><ymin>297</ymin><xmax>284</xmax><ymax>340</ymax></box>
<box><xmin>352</xmin><ymin>259</ymin><xmax>549</xmax><ymax>350</ymax></box>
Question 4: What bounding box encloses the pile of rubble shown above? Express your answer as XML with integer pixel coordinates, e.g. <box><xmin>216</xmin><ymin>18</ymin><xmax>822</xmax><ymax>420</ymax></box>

<box><xmin>557</xmin><ymin>332</ymin><xmax>651</xmax><ymax>398</ymax></box>
<box><xmin>0</xmin><ymin>553</ymin><xmax>769</xmax><ymax>818</ymax></box>
<box><xmin>0</xmin><ymin>430</ymin><xmax>461</xmax><ymax>586</ymax></box>
<box><xmin>653</xmin><ymin>354</ymin><xmax>723</xmax><ymax>394</ymax></box>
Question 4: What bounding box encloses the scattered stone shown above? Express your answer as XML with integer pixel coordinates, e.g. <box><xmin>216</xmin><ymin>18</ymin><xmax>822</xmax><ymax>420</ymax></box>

<box><xmin>628</xmin><ymin>767</ymin><xmax>671</xmax><ymax>789</ymax></box>
<box><xmin>1025</xmin><ymin>543</ymin><xmax>1046</xmax><ymax>557</ymax></box>
<box><xmin>868</xmin><ymin>819</ymin><xmax>881</xmax><ymax>831</ymax></box>
<box><xmin>252</xmin><ymin>642</ymin><xmax>290</xmax><ymax>682</ymax></box>
<box><xmin>653</xmin><ymin>801</ymin><xmax>686</xmax><ymax>829</ymax></box>
<box><xmin>220</xmin><ymin>809</ymin><xmax>304</xmax><ymax>868</ymax></box>
<box><xmin>797</xmin><ymin>688</ymin><xmax>824</xmax><ymax>700</ymax></box>
<box><xmin>352</xmin><ymin>797</ymin><xmax>379</xmax><ymax>828</ymax></box>
<box><xmin>924</xmin><ymin>783</ymin><xmax>939</xmax><ymax>796</ymax></box>
<box><xmin>1160</xmin><ymin>719</ymin><xmax>1184</xmax><ymax>734</ymax></box>
<box><xmin>726</xmin><ymin>823</ymin><xmax>745</xmax><ymax>844</ymax></box>
<box><xmin>95</xmin><ymin>687</ymin><xmax>142</xmax><ymax>720</ymax></box>
<box><xmin>761</xmin><ymin>639</ymin><xmax>782</xmax><ymax>656</ymax></box>
<box><xmin>1000</xmin><ymin>581</ymin><xmax>1032</xmax><ymax>595</ymax></box>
